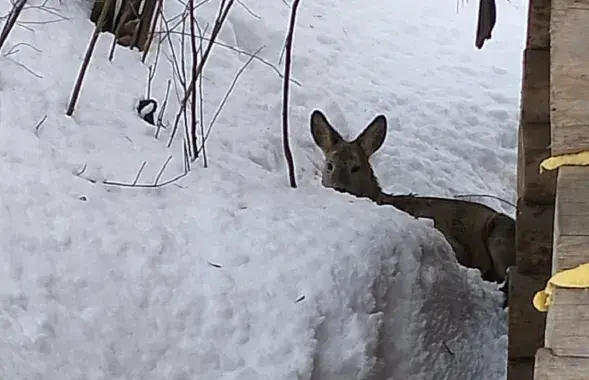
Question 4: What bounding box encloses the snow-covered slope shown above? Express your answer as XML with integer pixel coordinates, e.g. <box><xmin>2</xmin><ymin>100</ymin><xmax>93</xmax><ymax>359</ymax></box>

<box><xmin>0</xmin><ymin>0</ymin><xmax>526</xmax><ymax>378</ymax></box>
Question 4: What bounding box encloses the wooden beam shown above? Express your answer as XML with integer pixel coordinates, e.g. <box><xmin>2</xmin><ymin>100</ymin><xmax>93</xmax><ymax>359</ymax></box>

<box><xmin>527</xmin><ymin>0</ymin><xmax>551</xmax><ymax>49</ymax></box>
<box><xmin>553</xmin><ymin>167</ymin><xmax>589</xmax><ymax>240</ymax></box>
<box><xmin>550</xmin><ymin>0</ymin><xmax>589</xmax><ymax>155</ymax></box>
<box><xmin>518</xmin><ymin>122</ymin><xmax>556</xmax><ymax>203</ymax></box>
<box><xmin>535</xmin><ymin>347</ymin><xmax>589</xmax><ymax>379</ymax></box>
<box><xmin>544</xmin><ymin>287</ymin><xmax>589</xmax><ymax>357</ymax></box>
<box><xmin>516</xmin><ymin>198</ymin><xmax>554</xmax><ymax>275</ymax></box>
<box><xmin>522</xmin><ymin>49</ymin><xmax>550</xmax><ymax>124</ymax></box>
<box><xmin>508</xmin><ymin>358</ymin><xmax>534</xmax><ymax>380</ymax></box>
<box><xmin>508</xmin><ymin>269</ymin><xmax>548</xmax><ymax>359</ymax></box>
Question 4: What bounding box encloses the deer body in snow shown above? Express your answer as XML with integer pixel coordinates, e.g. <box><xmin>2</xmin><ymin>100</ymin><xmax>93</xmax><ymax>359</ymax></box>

<box><xmin>309</xmin><ymin>109</ymin><xmax>515</xmax><ymax>286</ymax></box>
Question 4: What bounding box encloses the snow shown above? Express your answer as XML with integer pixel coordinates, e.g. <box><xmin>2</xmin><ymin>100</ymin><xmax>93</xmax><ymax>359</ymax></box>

<box><xmin>0</xmin><ymin>0</ymin><xmax>526</xmax><ymax>379</ymax></box>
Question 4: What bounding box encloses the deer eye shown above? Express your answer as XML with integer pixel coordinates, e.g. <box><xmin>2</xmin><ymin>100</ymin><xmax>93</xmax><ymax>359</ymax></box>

<box><xmin>326</xmin><ymin>162</ymin><xmax>334</xmax><ymax>172</ymax></box>
<box><xmin>350</xmin><ymin>165</ymin><xmax>360</xmax><ymax>173</ymax></box>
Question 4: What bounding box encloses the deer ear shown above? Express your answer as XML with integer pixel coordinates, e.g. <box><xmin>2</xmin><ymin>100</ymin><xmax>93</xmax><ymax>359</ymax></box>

<box><xmin>310</xmin><ymin>110</ymin><xmax>344</xmax><ymax>153</ymax></box>
<box><xmin>356</xmin><ymin>115</ymin><xmax>387</xmax><ymax>157</ymax></box>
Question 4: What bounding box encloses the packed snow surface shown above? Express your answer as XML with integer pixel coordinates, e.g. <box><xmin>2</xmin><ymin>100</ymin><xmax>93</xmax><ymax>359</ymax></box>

<box><xmin>0</xmin><ymin>0</ymin><xmax>526</xmax><ymax>379</ymax></box>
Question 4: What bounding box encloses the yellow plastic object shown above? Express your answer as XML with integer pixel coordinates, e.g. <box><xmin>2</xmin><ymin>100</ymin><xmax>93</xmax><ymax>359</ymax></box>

<box><xmin>540</xmin><ymin>151</ymin><xmax>589</xmax><ymax>173</ymax></box>
<box><xmin>532</xmin><ymin>263</ymin><xmax>589</xmax><ymax>312</ymax></box>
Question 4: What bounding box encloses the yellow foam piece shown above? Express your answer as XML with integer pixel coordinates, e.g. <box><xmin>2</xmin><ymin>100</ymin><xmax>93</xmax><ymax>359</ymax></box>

<box><xmin>532</xmin><ymin>263</ymin><xmax>589</xmax><ymax>312</ymax></box>
<box><xmin>540</xmin><ymin>151</ymin><xmax>589</xmax><ymax>173</ymax></box>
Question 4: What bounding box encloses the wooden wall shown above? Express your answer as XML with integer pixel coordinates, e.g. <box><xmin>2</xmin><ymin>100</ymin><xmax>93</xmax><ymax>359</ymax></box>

<box><xmin>509</xmin><ymin>0</ymin><xmax>555</xmax><ymax>378</ymax></box>
<box><xmin>533</xmin><ymin>0</ymin><xmax>589</xmax><ymax>376</ymax></box>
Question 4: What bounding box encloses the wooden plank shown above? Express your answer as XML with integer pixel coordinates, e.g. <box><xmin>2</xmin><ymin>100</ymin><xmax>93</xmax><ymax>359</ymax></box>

<box><xmin>550</xmin><ymin>0</ymin><xmax>589</xmax><ymax>154</ymax></box>
<box><xmin>553</xmin><ymin>167</ymin><xmax>589</xmax><ymax>237</ymax></box>
<box><xmin>516</xmin><ymin>198</ymin><xmax>554</xmax><ymax>275</ymax></box>
<box><xmin>553</xmin><ymin>235</ymin><xmax>589</xmax><ymax>274</ymax></box>
<box><xmin>508</xmin><ymin>359</ymin><xmax>534</xmax><ymax>380</ymax></box>
<box><xmin>517</xmin><ymin>121</ymin><xmax>556</xmax><ymax>203</ymax></box>
<box><xmin>521</xmin><ymin>49</ymin><xmax>550</xmax><ymax>124</ymax></box>
<box><xmin>527</xmin><ymin>0</ymin><xmax>551</xmax><ymax>49</ymax></box>
<box><xmin>535</xmin><ymin>347</ymin><xmax>589</xmax><ymax>380</ymax></box>
<box><xmin>544</xmin><ymin>287</ymin><xmax>589</xmax><ymax>357</ymax></box>
<box><xmin>508</xmin><ymin>269</ymin><xmax>548</xmax><ymax>359</ymax></box>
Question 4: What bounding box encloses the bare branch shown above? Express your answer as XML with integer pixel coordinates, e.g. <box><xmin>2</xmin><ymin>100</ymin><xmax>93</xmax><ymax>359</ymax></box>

<box><xmin>66</xmin><ymin>0</ymin><xmax>115</xmax><ymax>116</ymax></box>
<box><xmin>281</xmin><ymin>0</ymin><xmax>301</xmax><ymax>188</ymax></box>
<box><xmin>33</xmin><ymin>114</ymin><xmax>47</xmax><ymax>136</ymax></box>
<box><xmin>199</xmin><ymin>46</ymin><xmax>262</xmax><ymax>153</ymax></box>
<box><xmin>133</xmin><ymin>161</ymin><xmax>148</xmax><ymax>185</ymax></box>
<box><xmin>0</xmin><ymin>0</ymin><xmax>28</xmax><ymax>53</ymax></box>
<box><xmin>166</xmin><ymin>0</ymin><xmax>236</xmax><ymax>148</ymax></box>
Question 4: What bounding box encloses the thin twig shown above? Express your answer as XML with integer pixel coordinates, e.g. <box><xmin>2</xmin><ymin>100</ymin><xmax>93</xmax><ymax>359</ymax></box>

<box><xmin>166</xmin><ymin>0</ymin><xmax>236</xmax><ymax>148</ymax></box>
<box><xmin>281</xmin><ymin>0</ymin><xmax>301</xmax><ymax>188</ymax></box>
<box><xmin>155</xmin><ymin>79</ymin><xmax>172</xmax><ymax>139</ymax></box>
<box><xmin>33</xmin><ymin>114</ymin><xmax>47</xmax><ymax>135</ymax></box>
<box><xmin>157</xmin><ymin>31</ymin><xmax>302</xmax><ymax>86</ymax></box>
<box><xmin>133</xmin><ymin>161</ymin><xmax>148</xmax><ymax>185</ymax></box>
<box><xmin>188</xmin><ymin>0</ymin><xmax>199</xmax><ymax>160</ymax></box>
<box><xmin>154</xmin><ymin>155</ymin><xmax>173</xmax><ymax>185</ymax></box>
<box><xmin>198</xmin><ymin>46</ymin><xmax>262</xmax><ymax>153</ymax></box>
<box><xmin>142</xmin><ymin>0</ymin><xmax>164</xmax><ymax>63</ymax></box>
<box><xmin>66</xmin><ymin>0</ymin><xmax>115</xmax><ymax>116</ymax></box>
<box><xmin>0</xmin><ymin>0</ymin><xmax>28</xmax><ymax>53</ymax></box>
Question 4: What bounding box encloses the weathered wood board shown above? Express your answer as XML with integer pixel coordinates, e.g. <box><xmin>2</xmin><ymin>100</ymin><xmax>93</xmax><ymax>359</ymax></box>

<box><xmin>535</xmin><ymin>347</ymin><xmax>589</xmax><ymax>379</ymax></box>
<box><xmin>550</xmin><ymin>0</ymin><xmax>589</xmax><ymax>155</ymax></box>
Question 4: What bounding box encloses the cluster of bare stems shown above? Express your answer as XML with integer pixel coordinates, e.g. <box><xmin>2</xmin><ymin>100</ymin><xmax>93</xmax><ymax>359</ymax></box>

<box><xmin>1</xmin><ymin>0</ymin><xmax>303</xmax><ymax>190</ymax></box>
<box><xmin>0</xmin><ymin>0</ymin><xmax>68</xmax><ymax>78</ymax></box>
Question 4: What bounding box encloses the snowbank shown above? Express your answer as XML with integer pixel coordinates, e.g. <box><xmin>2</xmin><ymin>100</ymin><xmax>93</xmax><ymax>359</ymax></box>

<box><xmin>0</xmin><ymin>0</ymin><xmax>524</xmax><ymax>378</ymax></box>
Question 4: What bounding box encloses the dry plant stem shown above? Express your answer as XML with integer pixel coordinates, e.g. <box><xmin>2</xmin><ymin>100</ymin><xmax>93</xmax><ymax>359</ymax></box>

<box><xmin>166</xmin><ymin>0</ymin><xmax>235</xmax><ymax>148</ymax></box>
<box><xmin>281</xmin><ymin>0</ymin><xmax>301</xmax><ymax>188</ymax></box>
<box><xmin>133</xmin><ymin>161</ymin><xmax>148</xmax><ymax>185</ymax></box>
<box><xmin>66</xmin><ymin>0</ymin><xmax>115</xmax><ymax>116</ymax></box>
<box><xmin>199</xmin><ymin>46</ymin><xmax>262</xmax><ymax>152</ymax></box>
<box><xmin>189</xmin><ymin>0</ymin><xmax>199</xmax><ymax>160</ymax></box>
<box><xmin>155</xmin><ymin>79</ymin><xmax>172</xmax><ymax>139</ymax></box>
<box><xmin>0</xmin><ymin>0</ymin><xmax>28</xmax><ymax>53</ymax></box>
<box><xmin>142</xmin><ymin>0</ymin><xmax>164</xmax><ymax>63</ymax></box>
<box><xmin>156</xmin><ymin>31</ymin><xmax>302</xmax><ymax>87</ymax></box>
<box><xmin>103</xmin><ymin>148</ymin><xmax>190</xmax><ymax>188</ymax></box>
<box><xmin>195</xmin><ymin>20</ymin><xmax>208</xmax><ymax>167</ymax></box>
<box><xmin>108</xmin><ymin>2</ymin><xmax>137</xmax><ymax>61</ymax></box>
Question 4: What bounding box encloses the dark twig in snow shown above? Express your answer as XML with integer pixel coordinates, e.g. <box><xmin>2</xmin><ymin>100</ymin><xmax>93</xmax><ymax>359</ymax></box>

<box><xmin>236</xmin><ymin>0</ymin><xmax>261</xmax><ymax>19</ymax></box>
<box><xmin>295</xmin><ymin>295</ymin><xmax>305</xmax><ymax>303</ymax></box>
<box><xmin>0</xmin><ymin>0</ymin><xmax>27</xmax><ymax>53</ymax></box>
<box><xmin>74</xmin><ymin>163</ymin><xmax>97</xmax><ymax>184</ymax></box>
<box><xmin>442</xmin><ymin>341</ymin><xmax>454</xmax><ymax>356</ymax></box>
<box><xmin>281</xmin><ymin>0</ymin><xmax>301</xmax><ymax>188</ymax></box>
<box><xmin>142</xmin><ymin>0</ymin><xmax>164</xmax><ymax>63</ymax></box>
<box><xmin>155</xmin><ymin>79</ymin><xmax>172</xmax><ymax>139</ymax></box>
<box><xmin>198</xmin><ymin>46</ymin><xmax>262</xmax><ymax>154</ymax></box>
<box><xmin>33</xmin><ymin>114</ymin><xmax>47</xmax><ymax>136</ymax></box>
<box><xmin>154</xmin><ymin>155</ymin><xmax>173</xmax><ymax>185</ymax></box>
<box><xmin>66</xmin><ymin>0</ymin><xmax>115</xmax><ymax>116</ymax></box>
<box><xmin>207</xmin><ymin>261</ymin><xmax>222</xmax><ymax>268</ymax></box>
<box><xmin>133</xmin><ymin>161</ymin><xmax>148</xmax><ymax>185</ymax></box>
<box><xmin>3</xmin><ymin>41</ymin><xmax>41</xmax><ymax>56</ymax></box>
<box><xmin>157</xmin><ymin>31</ymin><xmax>302</xmax><ymax>86</ymax></box>
<box><xmin>188</xmin><ymin>0</ymin><xmax>199</xmax><ymax>161</ymax></box>
<box><xmin>103</xmin><ymin>146</ymin><xmax>189</xmax><ymax>189</ymax></box>
<box><xmin>167</xmin><ymin>0</ymin><xmax>236</xmax><ymax>149</ymax></box>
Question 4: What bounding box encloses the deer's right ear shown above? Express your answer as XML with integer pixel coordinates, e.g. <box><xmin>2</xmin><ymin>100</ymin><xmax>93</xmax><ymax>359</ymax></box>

<box><xmin>310</xmin><ymin>110</ymin><xmax>343</xmax><ymax>153</ymax></box>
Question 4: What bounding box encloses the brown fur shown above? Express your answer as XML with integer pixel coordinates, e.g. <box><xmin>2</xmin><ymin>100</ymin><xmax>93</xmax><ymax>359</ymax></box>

<box><xmin>310</xmin><ymin>109</ymin><xmax>515</xmax><ymax>285</ymax></box>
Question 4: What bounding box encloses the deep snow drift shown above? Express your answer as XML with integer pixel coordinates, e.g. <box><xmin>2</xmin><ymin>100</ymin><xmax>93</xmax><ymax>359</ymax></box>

<box><xmin>0</xmin><ymin>0</ymin><xmax>526</xmax><ymax>379</ymax></box>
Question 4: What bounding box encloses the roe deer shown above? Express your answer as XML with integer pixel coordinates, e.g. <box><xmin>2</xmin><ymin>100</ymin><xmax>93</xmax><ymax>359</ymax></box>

<box><xmin>310</xmin><ymin>109</ymin><xmax>515</xmax><ymax>289</ymax></box>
